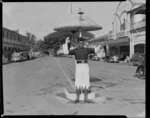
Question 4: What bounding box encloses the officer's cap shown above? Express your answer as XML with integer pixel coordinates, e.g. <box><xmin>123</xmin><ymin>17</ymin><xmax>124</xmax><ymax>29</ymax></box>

<box><xmin>78</xmin><ymin>37</ymin><xmax>87</xmax><ymax>42</ymax></box>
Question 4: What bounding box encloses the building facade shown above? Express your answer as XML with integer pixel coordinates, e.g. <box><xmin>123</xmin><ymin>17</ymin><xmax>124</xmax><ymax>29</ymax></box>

<box><xmin>127</xmin><ymin>4</ymin><xmax>145</xmax><ymax>57</ymax></box>
<box><xmin>2</xmin><ymin>27</ymin><xmax>31</xmax><ymax>58</ymax></box>
<box><xmin>110</xmin><ymin>0</ymin><xmax>145</xmax><ymax>57</ymax></box>
<box><xmin>88</xmin><ymin>0</ymin><xmax>145</xmax><ymax>58</ymax></box>
<box><xmin>88</xmin><ymin>33</ymin><xmax>113</xmax><ymax>48</ymax></box>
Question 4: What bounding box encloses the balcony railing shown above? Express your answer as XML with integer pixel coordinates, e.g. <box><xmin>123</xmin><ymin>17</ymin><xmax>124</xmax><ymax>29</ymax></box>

<box><xmin>3</xmin><ymin>37</ymin><xmax>31</xmax><ymax>48</ymax></box>
<box><xmin>131</xmin><ymin>20</ymin><xmax>145</xmax><ymax>30</ymax></box>
<box><xmin>6</xmin><ymin>38</ymin><xmax>12</xmax><ymax>44</ymax></box>
<box><xmin>3</xmin><ymin>38</ymin><xmax>22</xmax><ymax>46</ymax></box>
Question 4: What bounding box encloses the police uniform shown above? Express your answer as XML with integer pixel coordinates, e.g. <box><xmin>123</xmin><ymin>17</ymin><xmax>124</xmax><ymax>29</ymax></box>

<box><xmin>63</xmin><ymin>37</ymin><xmax>100</xmax><ymax>102</ymax></box>
<box><xmin>68</xmin><ymin>47</ymin><xmax>94</xmax><ymax>92</ymax></box>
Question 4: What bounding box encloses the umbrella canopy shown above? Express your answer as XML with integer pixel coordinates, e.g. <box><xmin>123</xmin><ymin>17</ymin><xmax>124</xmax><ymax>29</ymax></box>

<box><xmin>54</xmin><ymin>12</ymin><xmax>102</xmax><ymax>32</ymax></box>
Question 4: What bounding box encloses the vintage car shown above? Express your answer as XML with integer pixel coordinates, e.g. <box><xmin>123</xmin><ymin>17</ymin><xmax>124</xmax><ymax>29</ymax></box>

<box><xmin>130</xmin><ymin>53</ymin><xmax>143</xmax><ymax>66</ymax></box>
<box><xmin>134</xmin><ymin>54</ymin><xmax>145</xmax><ymax>79</ymax></box>
<box><xmin>92</xmin><ymin>55</ymin><xmax>100</xmax><ymax>61</ymax></box>
<box><xmin>3</xmin><ymin>56</ymin><xmax>8</xmax><ymax>64</ymax></box>
<box><xmin>11</xmin><ymin>53</ymin><xmax>22</xmax><ymax>62</ymax></box>
<box><xmin>11</xmin><ymin>52</ymin><xmax>29</xmax><ymax>62</ymax></box>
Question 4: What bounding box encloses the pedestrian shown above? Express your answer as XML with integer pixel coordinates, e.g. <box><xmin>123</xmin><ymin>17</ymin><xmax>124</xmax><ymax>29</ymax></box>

<box><xmin>63</xmin><ymin>37</ymin><xmax>100</xmax><ymax>103</ymax></box>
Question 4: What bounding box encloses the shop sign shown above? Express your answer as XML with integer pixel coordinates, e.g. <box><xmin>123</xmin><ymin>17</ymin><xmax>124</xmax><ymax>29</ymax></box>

<box><xmin>134</xmin><ymin>35</ymin><xmax>145</xmax><ymax>45</ymax></box>
<box><xmin>116</xmin><ymin>31</ymin><xmax>126</xmax><ymax>38</ymax></box>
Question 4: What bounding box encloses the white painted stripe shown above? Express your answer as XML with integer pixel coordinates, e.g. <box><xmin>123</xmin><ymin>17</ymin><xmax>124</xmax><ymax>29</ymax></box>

<box><xmin>100</xmin><ymin>87</ymin><xmax>144</xmax><ymax>91</ymax></box>
<box><xmin>56</xmin><ymin>58</ymin><xmax>144</xmax><ymax>92</ymax></box>
<box><xmin>106</xmin><ymin>88</ymin><xmax>144</xmax><ymax>91</ymax></box>
<box><xmin>56</xmin><ymin>59</ymin><xmax>74</xmax><ymax>88</ymax></box>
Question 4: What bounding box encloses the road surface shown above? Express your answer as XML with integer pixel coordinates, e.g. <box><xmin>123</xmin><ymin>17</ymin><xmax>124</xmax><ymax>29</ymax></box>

<box><xmin>2</xmin><ymin>56</ymin><xmax>145</xmax><ymax>116</ymax></box>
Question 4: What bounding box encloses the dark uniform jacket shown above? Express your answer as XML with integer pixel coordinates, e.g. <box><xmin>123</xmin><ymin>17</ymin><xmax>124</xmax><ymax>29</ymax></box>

<box><xmin>69</xmin><ymin>47</ymin><xmax>95</xmax><ymax>60</ymax></box>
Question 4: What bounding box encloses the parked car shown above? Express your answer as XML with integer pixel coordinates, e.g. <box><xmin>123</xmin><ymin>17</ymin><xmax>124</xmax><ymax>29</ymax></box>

<box><xmin>43</xmin><ymin>50</ymin><xmax>49</xmax><ymax>55</ymax></box>
<box><xmin>104</xmin><ymin>53</ymin><xmax>111</xmax><ymax>63</ymax></box>
<box><xmin>11</xmin><ymin>53</ymin><xmax>22</xmax><ymax>62</ymax></box>
<box><xmin>88</xmin><ymin>54</ymin><xmax>94</xmax><ymax>60</ymax></box>
<box><xmin>29</xmin><ymin>51</ymin><xmax>36</xmax><ymax>59</ymax></box>
<box><xmin>109</xmin><ymin>55</ymin><xmax>119</xmax><ymax>63</ymax></box>
<box><xmin>134</xmin><ymin>54</ymin><xmax>145</xmax><ymax>79</ymax></box>
<box><xmin>130</xmin><ymin>53</ymin><xmax>143</xmax><ymax>66</ymax></box>
<box><xmin>34</xmin><ymin>52</ymin><xmax>40</xmax><ymax>58</ymax></box>
<box><xmin>3</xmin><ymin>56</ymin><xmax>8</xmax><ymax>64</ymax></box>
<box><xmin>11</xmin><ymin>52</ymin><xmax>29</xmax><ymax>62</ymax></box>
<box><xmin>92</xmin><ymin>55</ymin><xmax>100</xmax><ymax>61</ymax></box>
<box><xmin>20</xmin><ymin>52</ymin><xmax>28</xmax><ymax>61</ymax></box>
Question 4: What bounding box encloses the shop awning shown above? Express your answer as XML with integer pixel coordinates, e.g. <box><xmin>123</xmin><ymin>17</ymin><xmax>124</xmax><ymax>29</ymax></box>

<box><xmin>103</xmin><ymin>37</ymin><xmax>129</xmax><ymax>46</ymax></box>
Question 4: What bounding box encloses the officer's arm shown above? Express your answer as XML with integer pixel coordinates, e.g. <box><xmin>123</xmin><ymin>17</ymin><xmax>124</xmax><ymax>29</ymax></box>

<box><xmin>94</xmin><ymin>46</ymin><xmax>101</xmax><ymax>54</ymax></box>
<box><xmin>63</xmin><ymin>43</ymin><xmax>69</xmax><ymax>54</ymax></box>
<box><xmin>63</xmin><ymin>37</ymin><xmax>70</xmax><ymax>55</ymax></box>
<box><xmin>63</xmin><ymin>43</ymin><xmax>75</xmax><ymax>55</ymax></box>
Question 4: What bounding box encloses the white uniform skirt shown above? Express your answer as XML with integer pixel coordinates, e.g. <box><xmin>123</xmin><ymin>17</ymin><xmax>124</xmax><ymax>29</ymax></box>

<box><xmin>75</xmin><ymin>62</ymin><xmax>90</xmax><ymax>90</ymax></box>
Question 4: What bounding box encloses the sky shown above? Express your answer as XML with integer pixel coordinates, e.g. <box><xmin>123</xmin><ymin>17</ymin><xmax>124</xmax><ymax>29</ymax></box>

<box><xmin>3</xmin><ymin>2</ymin><xmax>119</xmax><ymax>40</ymax></box>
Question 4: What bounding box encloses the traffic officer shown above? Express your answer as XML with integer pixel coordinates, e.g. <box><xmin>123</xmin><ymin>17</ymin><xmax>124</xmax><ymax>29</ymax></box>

<box><xmin>63</xmin><ymin>37</ymin><xmax>100</xmax><ymax>103</ymax></box>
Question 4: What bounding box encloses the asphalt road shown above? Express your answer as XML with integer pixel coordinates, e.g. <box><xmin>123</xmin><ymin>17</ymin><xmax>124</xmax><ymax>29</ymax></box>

<box><xmin>2</xmin><ymin>55</ymin><xmax>145</xmax><ymax>116</ymax></box>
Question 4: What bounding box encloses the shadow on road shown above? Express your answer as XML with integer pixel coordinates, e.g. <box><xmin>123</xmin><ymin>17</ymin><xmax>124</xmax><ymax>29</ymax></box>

<box><xmin>71</xmin><ymin>76</ymin><xmax>102</xmax><ymax>82</ymax></box>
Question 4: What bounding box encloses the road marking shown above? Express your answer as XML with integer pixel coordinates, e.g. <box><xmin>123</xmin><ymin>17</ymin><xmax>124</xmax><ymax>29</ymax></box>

<box><xmin>100</xmin><ymin>87</ymin><xmax>144</xmax><ymax>91</ymax></box>
<box><xmin>56</xmin><ymin>58</ymin><xmax>144</xmax><ymax>92</ymax></box>
<box><xmin>56</xmin><ymin>59</ymin><xmax>74</xmax><ymax>88</ymax></box>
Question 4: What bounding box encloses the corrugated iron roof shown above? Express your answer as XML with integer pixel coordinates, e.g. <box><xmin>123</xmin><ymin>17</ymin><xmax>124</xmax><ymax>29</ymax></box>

<box><xmin>54</xmin><ymin>13</ymin><xmax>102</xmax><ymax>32</ymax></box>
<box><xmin>103</xmin><ymin>37</ymin><xmax>129</xmax><ymax>45</ymax></box>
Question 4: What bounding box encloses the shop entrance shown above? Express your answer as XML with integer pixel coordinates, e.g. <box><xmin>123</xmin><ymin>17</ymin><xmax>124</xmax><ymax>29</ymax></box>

<box><xmin>120</xmin><ymin>46</ymin><xmax>130</xmax><ymax>56</ymax></box>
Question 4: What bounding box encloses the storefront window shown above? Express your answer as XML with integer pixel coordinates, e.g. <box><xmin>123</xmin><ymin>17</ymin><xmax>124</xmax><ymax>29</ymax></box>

<box><xmin>14</xmin><ymin>34</ymin><xmax>17</xmax><ymax>40</ymax></box>
<box><xmin>120</xmin><ymin>46</ymin><xmax>129</xmax><ymax>57</ymax></box>
<box><xmin>8</xmin><ymin>31</ymin><xmax>12</xmax><ymax>39</ymax></box>
<box><xmin>10</xmin><ymin>32</ymin><xmax>12</xmax><ymax>39</ymax></box>
<box><xmin>134</xmin><ymin>44</ymin><xmax>145</xmax><ymax>53</ymax></box>
<box><xmin>11</xmin><ymin>33</ymin><xmax>13</xmax><ymax>39</ymax></box>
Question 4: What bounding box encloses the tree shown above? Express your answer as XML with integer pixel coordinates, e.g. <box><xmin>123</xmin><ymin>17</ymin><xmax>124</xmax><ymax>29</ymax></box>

<box><xmin>33</xmin><ymin>39</ymin><xmax>47</xmax><ymax>52</ymax></box>
<box><xmin>26</xmin><ymin>32</ymin><xmax>37</xmax><ymax>49</ymax></box>
<box><xmin>43</xmin><ymin>31</ymin><xmax>95</xmax><ymax>52</ymax></box>
<box><xmin>44</xmin><ymin>31</ymin><xmax>71</xmax><ymax>53</ymax></box>
<box><xmin>81</xmin><ymin>31</ymin><xmax>95</xmax><ymax>40</ymax></box>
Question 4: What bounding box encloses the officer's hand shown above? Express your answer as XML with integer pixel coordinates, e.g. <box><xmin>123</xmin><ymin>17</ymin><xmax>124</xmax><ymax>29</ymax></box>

<box><xmin>65</xmin><ymin>37</ymin><xmax>70</xmax><ymax>44</ymax></box>
<box><xmin>97</xmin><ymin>45</ymin><xmax>102</xmax><ymax>49</ymax></box>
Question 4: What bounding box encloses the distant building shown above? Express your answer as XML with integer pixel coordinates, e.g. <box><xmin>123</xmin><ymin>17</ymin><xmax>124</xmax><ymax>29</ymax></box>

<box><xmin>2</xmin><ymin>27</ymin><xmax>31</xmax><ymax>57</ymax></box>
<box><xmin>88</xmin><ymin>32</ymin><xmax>113</xmax><ymax>54</ymax></box>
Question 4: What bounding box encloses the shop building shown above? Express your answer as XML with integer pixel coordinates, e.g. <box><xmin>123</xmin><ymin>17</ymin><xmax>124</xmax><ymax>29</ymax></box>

<box><xmin>127</xmin><ymin>4</ymin><xmax>145</xmax><ymax>57</ymax></box>
<box><xmin>2</xmin><ymin>27</ymin><xmax>31</xmax><ymax>57</ymax></box>
<box><xmin>88</xmin><ymin>0</ymin><xmax>145</xmax><ymax>58</ymax></box>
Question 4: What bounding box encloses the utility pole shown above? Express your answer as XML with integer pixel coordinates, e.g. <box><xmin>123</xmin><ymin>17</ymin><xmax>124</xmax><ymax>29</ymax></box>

<box><xmin>78</xmin><ymin>8</ymin><xmax>84</xmax><ymax>38</ymax></box>
<box><xmin>70</xmin><ymin>2</ymin><xmax>73</xmax><ymax>14</ymax></box>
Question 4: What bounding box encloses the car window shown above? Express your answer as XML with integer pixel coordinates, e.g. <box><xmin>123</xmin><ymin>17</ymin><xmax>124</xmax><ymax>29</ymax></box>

<box><xmin>12</xmin><ymin>53</ymin><xmax>20</xmax><ymax>57</ymax></box>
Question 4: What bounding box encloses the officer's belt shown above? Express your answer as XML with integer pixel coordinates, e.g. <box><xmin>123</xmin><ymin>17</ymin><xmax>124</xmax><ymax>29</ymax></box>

<box><xmin>76</xmin><ymin>60</ymin><xmax>88</xmax><ymax>63</ymax></box>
